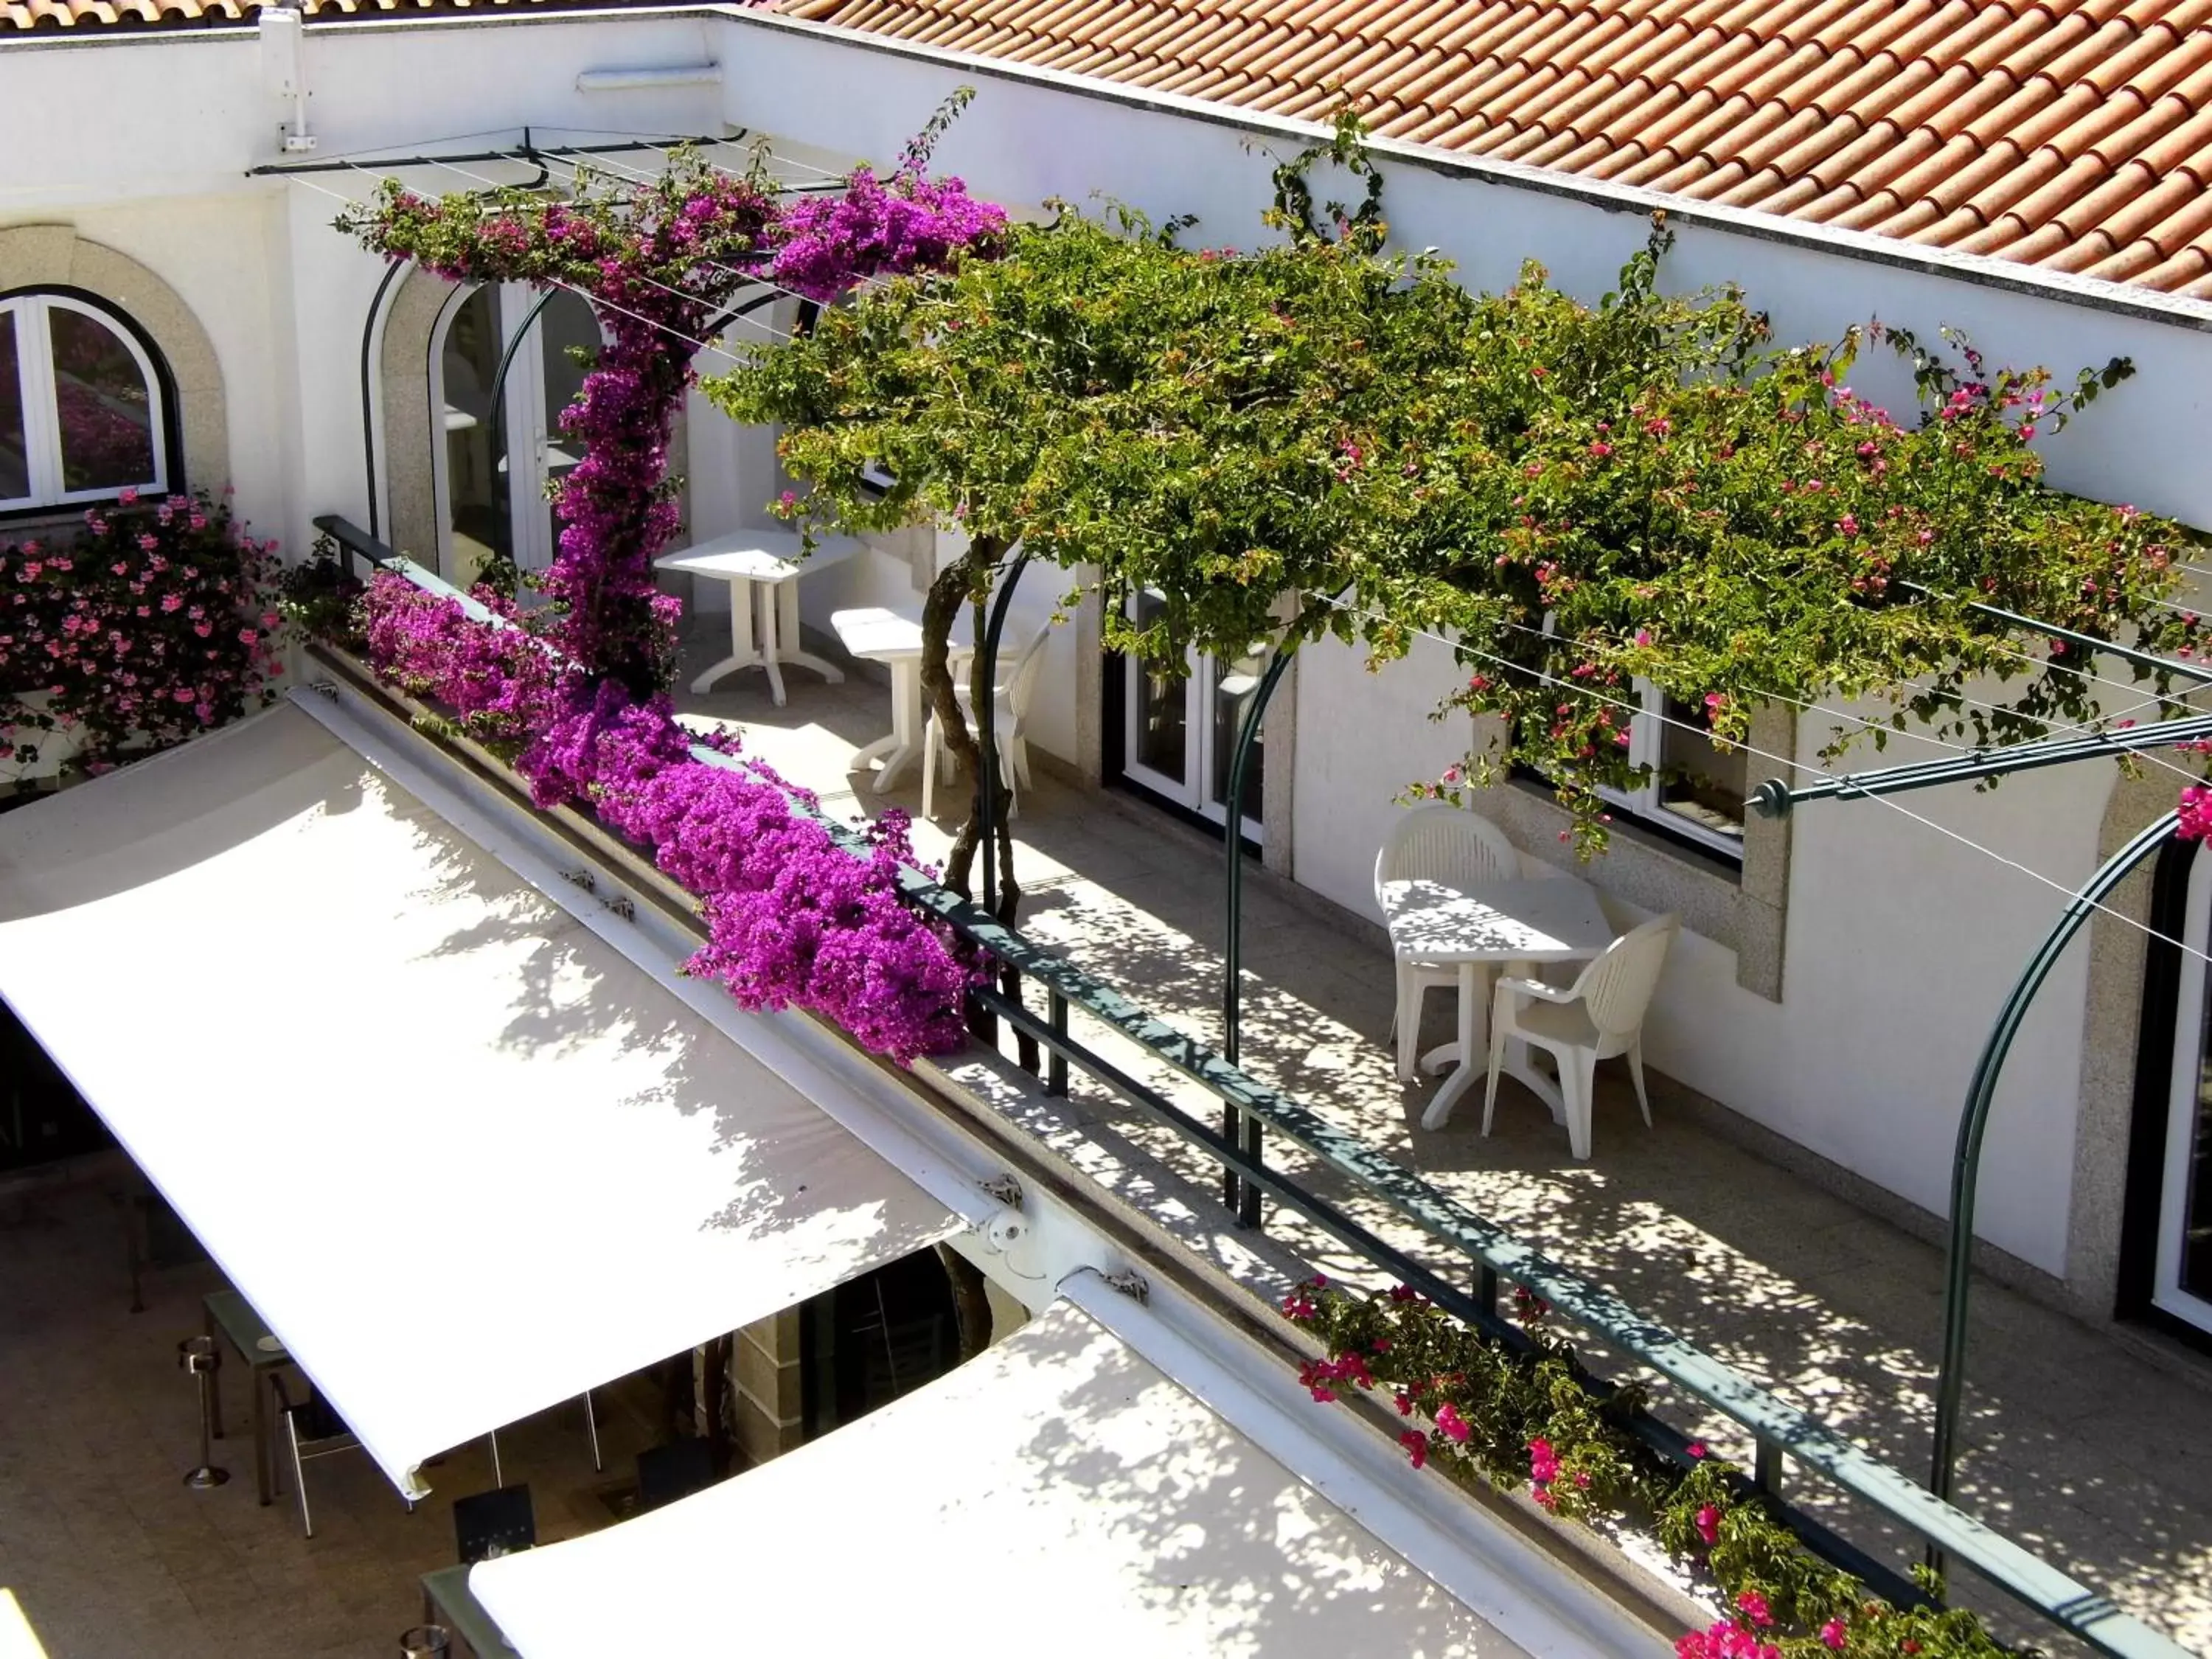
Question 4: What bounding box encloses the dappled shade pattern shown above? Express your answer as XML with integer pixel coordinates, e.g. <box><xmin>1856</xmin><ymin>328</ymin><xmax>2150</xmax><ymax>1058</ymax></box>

<box><xmin>0</xmin><ymin>703</ymin><xmax>958</xmax><ymax>1491</ymax></box>
<box><xmin>474</xmin><ymin>1298</ymin><xmax>1516</xmax><ymax>1656</ymax></box>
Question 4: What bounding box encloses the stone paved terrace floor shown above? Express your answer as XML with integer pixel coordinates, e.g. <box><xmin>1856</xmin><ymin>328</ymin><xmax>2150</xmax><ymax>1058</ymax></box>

<box><xmin>677</xmin><ymin>636</ymin><xmax>2212</xmax><ymax>1656</ymax></box>
<box><xmin>0</xmin><ymin>1158</ymin><xmax>664</xmax><ymax>1659</ymax></box>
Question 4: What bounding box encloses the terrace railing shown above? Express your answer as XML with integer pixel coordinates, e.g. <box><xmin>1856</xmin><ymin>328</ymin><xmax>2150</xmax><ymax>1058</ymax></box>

<box><xmin>316</xmin><ymin>515</ymin><xmax>2191</xmax><ymax>1659</ymax></box>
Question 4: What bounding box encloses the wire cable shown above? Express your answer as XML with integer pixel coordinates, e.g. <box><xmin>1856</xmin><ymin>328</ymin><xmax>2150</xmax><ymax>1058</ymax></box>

<box><xmin>1323</xmin><ymin>592</ymin><xmax>2212</xmax><ymax>967</ymax></box>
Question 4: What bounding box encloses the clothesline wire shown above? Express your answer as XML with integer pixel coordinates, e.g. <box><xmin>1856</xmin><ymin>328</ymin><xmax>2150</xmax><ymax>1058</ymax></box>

<box><xmin>523</xmin><ymin>142</ymin><xmax>898</xmax><ymax>297</ymax></box>
<box><xmin>415</xmin><ymin>152</ymin><xmax>804</xmax><ymax>345</ymax></box>
<box><xmin>287</xmin><ymin>167</ymin><xmax>757</xmax><ymax>367</ymax></box>
<box><xmin>1321</xmin><ymin>593</ymin><xmax>2212</xmax><ymax>969</ymax></box>
<box><xmin>1473</xmin><ymin>607</ymin><xmax>2212</xmax><ymax>793</ymax></box>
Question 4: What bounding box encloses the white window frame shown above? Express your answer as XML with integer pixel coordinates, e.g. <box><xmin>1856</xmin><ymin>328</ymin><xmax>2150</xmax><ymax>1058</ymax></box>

<box><xmin>1119</xmin><ymin>592</ymin><xmax>1267</xmax><ymax>845</ymax></box>
<box><xmin>1598</xmin><ymin>677</ymin><xmax>1747</xmax><ymax>861</ymax></box>
<box><xmin>428</xmin><ymin>282</ymin><xmax>604</xmax><ymax>584</ymax></box>
<box><xmin>0</xmin><ymin>292</ymin><xmax>168</xmax><ymax>514</ymax></box>
<box><xmin>2155</xmin><ymin>846</ymin><xmax>2212</xmax><ymax>1338</ymax></box>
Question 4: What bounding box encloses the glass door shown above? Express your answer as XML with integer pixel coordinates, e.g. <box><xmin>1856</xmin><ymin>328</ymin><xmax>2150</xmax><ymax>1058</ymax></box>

<box><xmin>434</xmin><ymin>285</ymin><xmax>602</xmax><ymax>587</ymax></box>
<box><xmin>2156</xmin><ymin>850</ymin><xmax>2212</xmax><ymax>1336</ymax></box>
<box><xmin>1119</xmin><ymin>591</ymin><xmax>1267</xmax><ymax>842</ymax></box>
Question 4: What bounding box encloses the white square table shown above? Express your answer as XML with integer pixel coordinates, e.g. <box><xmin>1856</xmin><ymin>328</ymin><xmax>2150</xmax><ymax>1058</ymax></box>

<box><xmin>1379</xmin><ymin>876</ymin><xmax>1614</xmax><ymax>1132</ymax></box>
<box><xmin>654</xmin><ymin>529</ymin><xmax>863</xmax><ymax>705</ymax></box>
<box><xmin>829</xmin><ymin>607</ymin><xmax>973</xmax><ymax>793</ymax></box>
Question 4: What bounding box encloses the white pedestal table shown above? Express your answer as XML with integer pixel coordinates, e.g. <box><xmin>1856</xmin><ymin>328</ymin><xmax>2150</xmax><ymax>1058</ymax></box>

<box><xmin>1379</xmin><ymin>877</ymin><xmax>1614</xmax><ymax>1132</ymax></box>
<box><xmin>829</xmin><ymin>608</ymin><xmax>978</xmax><ymax>793</ymax></box>
<box><xmin>655</xmin><ymin>529</ymin><xmax>862</xmax><ymax>706</ymax></box>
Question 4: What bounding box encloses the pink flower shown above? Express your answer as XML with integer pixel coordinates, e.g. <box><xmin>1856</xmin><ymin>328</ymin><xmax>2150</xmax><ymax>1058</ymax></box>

<box><xmin>2178</xmin><ymin>785</ymin><xmax>2212</xmax><ymax>842</ymax></box>
<box><xmin>1735</xmin><ymin>1590</ymin><xmax>1771</xmax><ymax>1627</ymax></box>
<box><xmin>1399</xmin><ymin>1429</ymin><xmax>1429</xmax><ymax>1470</ymax></box>
<box><xmin>1686</xmin><ymin>1441</ymin><xmax>1708</xmax><ymax>1459</ymax></box>
<box><xmin>1528</xmin><ymin>1438</ymin><xmax>1559</xmax><ymax>1483</ymax></box>
<box><xmin>1820</xmin><ymin>1620</ymin><xmax>1846</xmax><ymax>1650</ymax></box>
<box><xmin>1694</xmin><ymin>1504</ymin><xmax>1720</xmax><ymax>1545</ymax></box>
<box><xmin>1435</xmin><ymin>1403</ymin><xmax>1470</xmax><ymax>1444</ymax></box>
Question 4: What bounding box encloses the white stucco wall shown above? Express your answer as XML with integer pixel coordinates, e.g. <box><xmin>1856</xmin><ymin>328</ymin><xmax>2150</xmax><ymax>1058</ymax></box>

<box><xmin>1</xmin><ymin>7</ymin><xmax>2194</xmax><ymax>1274</ymax></box>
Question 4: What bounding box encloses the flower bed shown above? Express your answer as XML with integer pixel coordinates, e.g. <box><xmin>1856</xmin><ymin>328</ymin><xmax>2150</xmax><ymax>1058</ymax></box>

<box><xmin>1</xmin><ymin>489</ymin><xmax>283</xmax><ymax>774</ymax></box>
<box><xmin>1289</xmin><ymin>1279</ymin><xmax>2017</xmax><ymax>1658</ymax></box>
<box><xmin>349</xmin><ymin>571</ymin><xmax>974</xmax><ymax>1064</ymax></box>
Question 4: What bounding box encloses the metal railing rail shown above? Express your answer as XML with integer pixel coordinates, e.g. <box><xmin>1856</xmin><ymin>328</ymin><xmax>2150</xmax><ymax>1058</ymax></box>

<box><xmin>311</xmin><ymin>514</ymin><xmax>2189</xmax><ymax>1659</ymax></box>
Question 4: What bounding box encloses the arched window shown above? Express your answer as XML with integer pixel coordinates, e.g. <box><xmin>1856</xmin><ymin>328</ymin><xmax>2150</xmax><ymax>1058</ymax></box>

<box><xmin>0</xmin><ymin>290</ymin><xmax>171</xmax><ymax>516</ymax></box>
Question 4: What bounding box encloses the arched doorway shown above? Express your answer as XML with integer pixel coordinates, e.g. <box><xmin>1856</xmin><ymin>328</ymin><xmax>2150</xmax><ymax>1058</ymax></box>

<box><xmin>429</xmin><ymin>282</ymin><xmax>601</xmax><ymax>588</ymax></box>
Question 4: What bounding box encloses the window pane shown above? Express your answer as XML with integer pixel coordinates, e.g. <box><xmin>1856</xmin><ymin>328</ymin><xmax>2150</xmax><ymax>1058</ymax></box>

<box><xmin>538</xmin><ymin>288</ymin><xmax>597</xmax><ymax>492</ymax></box>
<box><xmin>1208</xmin><ymin>647</ymin><xmax>1267</xmax><ymax>825</ymax></box>
<box><xmin>2180</xmin><ymin>966</ymin><xmax>2212</xmax><ymax>1307</ymax></box>
<box><xmin>1130</xmin><ymin>592</ymin><xmax>1188</xmax><ymax>784</ymax></box>
<box><xmin>48</xmin><ymin>306</ymin><xmax>156</xmax><ymax>493</ymax></box>
<box><xmin>1658</xmin><ymin>695</ymin><xmax>1747</xmax><ymax>842</ymax></box>
<box><xmin>0</xmin><ymin>312</ymin><xmax>28</xmax><ymax>501</ymax></box>
<box><xmin>442</xmin><ymin>287</ymin><xmax>507</xmax><ymax>581</ymax></box>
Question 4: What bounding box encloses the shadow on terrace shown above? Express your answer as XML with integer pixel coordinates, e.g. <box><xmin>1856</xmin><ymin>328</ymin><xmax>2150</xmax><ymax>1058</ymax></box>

<box><xmin>673</xmin><ymin>626</ymin><xmax>2212</xmax><ymax>1656</ymax></box>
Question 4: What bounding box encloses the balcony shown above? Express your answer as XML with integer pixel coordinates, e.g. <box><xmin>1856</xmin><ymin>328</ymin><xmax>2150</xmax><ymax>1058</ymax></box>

<box><xmin>675</xmin><ymin>629</ymin><xmax>2212</xmax><ymax>1655</ymax></box>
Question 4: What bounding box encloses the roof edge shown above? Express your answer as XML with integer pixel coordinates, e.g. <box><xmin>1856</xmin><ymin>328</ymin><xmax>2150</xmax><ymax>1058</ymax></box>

<box><xmin>723</xmin><ymin>5</ymin><xmax>2212</xmax><ymax>336</ymax></box>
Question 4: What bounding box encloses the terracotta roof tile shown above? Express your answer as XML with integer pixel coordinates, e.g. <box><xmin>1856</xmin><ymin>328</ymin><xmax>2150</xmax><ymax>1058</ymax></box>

<box><xmin>75</xmin><ymin>0</ymin><xmax>2204</xmax><ymax>293</ymax></box>
<box><xmin>1</xmin><ymin>0</ymin><xmax>760</xmax><ymax>24</ymax></box>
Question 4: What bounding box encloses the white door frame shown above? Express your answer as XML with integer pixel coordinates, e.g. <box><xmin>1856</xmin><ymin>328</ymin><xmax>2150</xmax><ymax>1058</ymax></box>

<box><xmin>1119</xmin><ymin>593</ymin><xmax>1266</xmax><ymax>844</ymax></box>
<box><xmin>2154</xmin><ymin>844</ymin><xmax>2212</xmax><ymax>1335</ymax></box>
<box><xmin>428</xmin><ymin>282</ymin><xmax>599</xmax><ymax>583</ymax></box>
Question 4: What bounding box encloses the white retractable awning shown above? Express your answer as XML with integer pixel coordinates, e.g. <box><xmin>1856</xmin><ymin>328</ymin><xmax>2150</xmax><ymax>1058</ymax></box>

<box><xmin>470</xmin><ymin>1299</ymin><xmax>1520</xmax><ymax>1658</ymax></box>
<box><xmin>0</xmin><ymin>705</ymin><xmax>961</xmax><ymax>1494</ymax></box>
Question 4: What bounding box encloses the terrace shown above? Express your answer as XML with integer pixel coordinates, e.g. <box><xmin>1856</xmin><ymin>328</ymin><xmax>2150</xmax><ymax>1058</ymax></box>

<box><xmin>674</xmin><ymin>638</ymin><xmax>2212</xmax><ymax>1655</ymax></box>
<box><xmin>5</xmin><ymin>14</ymin><xmax>2212</xmax><ymax>1649</ymax></box>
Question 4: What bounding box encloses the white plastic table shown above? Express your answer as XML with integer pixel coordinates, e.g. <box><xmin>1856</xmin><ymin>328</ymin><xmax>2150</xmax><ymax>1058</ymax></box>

<box><xmin>1379</xmin><ymin>877</ymin><xmax>1614</xmax><ymax>1132</ymax></box>
<box><xmin>829</xmin><ymin>607</ymin><xmax>973</xmax><ymax>793</ymax></box>
<box><xmin>654</xmin><ymin>529</ymin><xmax>863</xmax><ymax>705</ymax></box>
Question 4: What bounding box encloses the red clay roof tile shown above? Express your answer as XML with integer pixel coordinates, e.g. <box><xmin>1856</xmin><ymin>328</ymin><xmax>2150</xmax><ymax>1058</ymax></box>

<box><xmin>63</xmin><ymin>0</ymin><xmax>2212</xmax><ymax>293</ymax></box>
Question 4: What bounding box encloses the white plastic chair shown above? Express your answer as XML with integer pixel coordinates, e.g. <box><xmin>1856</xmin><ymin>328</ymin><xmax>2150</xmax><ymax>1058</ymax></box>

<box><xmin>924</xmin><ymin>625</ymin><xmax>1051</xmax><ymax>820</ymax></box>
<box><xmin>1374</xmin><ymin>804</ymin><xmax>1520</xmax><ymax>1082</ymax></box>
<box><xmin>1482</xmin><ymin>913</ymin><xmax>1680</xmax><ymax>1160</ymax></box>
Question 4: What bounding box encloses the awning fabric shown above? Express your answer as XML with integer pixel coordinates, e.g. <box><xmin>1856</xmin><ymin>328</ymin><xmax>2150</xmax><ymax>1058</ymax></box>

<box><xmin>470</xmin><ymin>1300</ymin><xmax>1515</xmax><ymax>1658</ymax></box>
<box><xmin>0</xmin><ymin>705</ymin><xmax>960</xmax><ymax>1493</ymax></box>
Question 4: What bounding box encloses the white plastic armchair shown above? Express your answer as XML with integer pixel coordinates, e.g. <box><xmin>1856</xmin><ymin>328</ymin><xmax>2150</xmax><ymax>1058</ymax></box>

<box><xmin>1482</xmin><ymin>913</ymin><xmax>1678</xmax><ymax>1159</ymax></box>
<box><xmin>925</xmin><ymin>624</ymin><xmax>1052</xmax><ymax>820</ymax></box>
<box><xmin>1374</xmin><ymin>804</ymin><xmax>1520</xmax><ymax>1082</ymax></box>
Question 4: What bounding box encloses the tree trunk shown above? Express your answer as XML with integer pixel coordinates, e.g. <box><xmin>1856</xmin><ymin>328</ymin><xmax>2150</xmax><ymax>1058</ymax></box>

<box><xmin>917</xmin><ymin>534</ymin><xmax>1037</xmax><ymax>1070</ymax></box>
<box><xmin>919</xmin><ymin>538</ymin><xmax>998</xmax><ymax>900</ymax></box>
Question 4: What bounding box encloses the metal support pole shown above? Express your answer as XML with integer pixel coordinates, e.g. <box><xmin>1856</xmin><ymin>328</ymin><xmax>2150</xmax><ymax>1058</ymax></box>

<box><xmin>1756</xmin><ymin>1436</ymin><xmax>1785</xmax><ymax>1499</ymax></box>
<box><xmin>178</xmin><ymin>1337</ymin><xmax>229</xmax><ymax>1489</ymax></box>
<box><xmin>1899</xmin><ymin>582</ymin><xmax>2212</xmax><ymax>688</ymax></box>
<box><xmin>1750</xmin><ymin>712</ymin><xmax>2212</xmax><ymax>820</ymax></box>
<box><xmin>1047</xmin><ymin>990</ymin><xmax>1068</xmax><ymax>1096</ymax></box>
<box><xmin>1221</xmin><ymin>643</ymin><xmax>1296</xmax><ymax>1226</ymax></box>
<box><xmin>975</xmin><ymin>553</ymin><xmax>1031</xmax><ymax>923</ymax></box>
<box><xmin>1927</xmin><ymin>810</ymin><xmax>2182</xmax><ymax>1557</ymax></box>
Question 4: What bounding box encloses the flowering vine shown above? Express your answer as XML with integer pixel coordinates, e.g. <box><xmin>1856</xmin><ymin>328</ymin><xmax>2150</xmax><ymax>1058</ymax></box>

<box><xmin>344</xmin><ymin>572</ymin><xmax>973</xmax><ymax>1062</ymax></box>
<box><xmin>338</xmin><ymin>97</ymin><xmax>1006</xmax><ymax>703</ymax></box>
<box><xmin>764</xmin><ymin>94</ymin><xmax>1005</xmax><ymax>302</ymax></box>
<box><xmin>1</xmin><ymin>488</ymin><xmax>283</xmax><ymax>771</ymax></box>
<box><xmin>1288</xmin><ymin>1279</ymin><xmax>2019</xmax><ymax>1658</ymax></box>
<box><xmin>714</xmin><ymin>114</ymin><xmax>2201</xmax><ymax>860</ymax></box>
<box><xmin>342</xmin><ymin>156</ymin><xmax>779</xmax><ymax>696</ymax></box>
